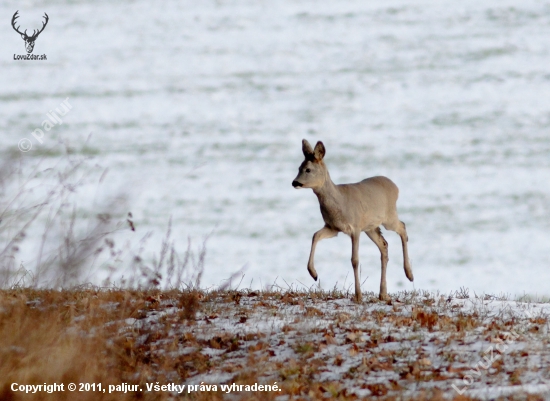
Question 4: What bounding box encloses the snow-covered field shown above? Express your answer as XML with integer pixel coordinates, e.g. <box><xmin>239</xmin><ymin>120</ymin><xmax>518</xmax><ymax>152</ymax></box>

<box><xmin>135</xmin><ymin>289</ymin><xmax>550</xmax><ymax>400</ymax></box>
<box><xmin>1</xmin><ymin>0</ymin><xmax>550</xmax><ymax>296</ymax></box>
<box><xmin>3</xmin><ymin>288</ymin><xmax>548</xmax><ymax>400</ymax></box>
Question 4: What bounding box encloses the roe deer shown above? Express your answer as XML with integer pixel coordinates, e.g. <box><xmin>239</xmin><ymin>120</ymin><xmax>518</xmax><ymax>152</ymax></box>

<box><xmin>292</xmin><ymin>139</ymin><xmax>413</xmax><ymax>302</ymax></box>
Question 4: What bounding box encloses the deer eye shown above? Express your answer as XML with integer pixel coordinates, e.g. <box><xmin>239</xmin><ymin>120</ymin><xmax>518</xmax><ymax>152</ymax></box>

<box><xmin>305</xmin><ymin>168</ymin><xmax>311</xmax><ymax>173</ymax></box>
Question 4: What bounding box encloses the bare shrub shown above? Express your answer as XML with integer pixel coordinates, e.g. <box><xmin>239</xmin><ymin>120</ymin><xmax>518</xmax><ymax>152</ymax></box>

<box><xmin>0</xmin><ymin>149</ymin><xmax>209</xmax><ymax>291</ymax></box>
<box><xmin>0</xmin><ymin>151</ymin><xmax>125</xmax><ymax>287</ymax></box>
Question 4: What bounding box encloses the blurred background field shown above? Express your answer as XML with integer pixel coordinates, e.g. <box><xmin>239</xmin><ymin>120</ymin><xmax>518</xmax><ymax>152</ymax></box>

<box><xmin>1</xmin><ymin>0</ymin><xmax>549</xmax><ymax>296</ymax></box>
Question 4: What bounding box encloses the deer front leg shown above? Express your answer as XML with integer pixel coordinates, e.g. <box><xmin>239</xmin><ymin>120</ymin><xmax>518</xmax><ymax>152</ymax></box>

<box><xmin>307</xmin><ymin>226</ymin><xmax>338</xmax><ymax>281</ymax></box>
<box><xmin>351</xmin><ymin>231</ymin><xmax>362</xmax><ymax>303</ymax></box>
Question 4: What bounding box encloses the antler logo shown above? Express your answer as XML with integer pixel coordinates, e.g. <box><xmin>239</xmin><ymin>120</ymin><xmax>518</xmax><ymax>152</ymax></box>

<box><xmin>11</xmin><ymin>10</ymin><xmax>49</xmax><ymax>54</ymax></box>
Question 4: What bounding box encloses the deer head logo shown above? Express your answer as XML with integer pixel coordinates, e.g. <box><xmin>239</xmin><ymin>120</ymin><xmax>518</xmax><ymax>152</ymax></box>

<box><xmin>11</xmin><ymin>11</ymin><xmax>49</xmax><ymax>54</ymax></box>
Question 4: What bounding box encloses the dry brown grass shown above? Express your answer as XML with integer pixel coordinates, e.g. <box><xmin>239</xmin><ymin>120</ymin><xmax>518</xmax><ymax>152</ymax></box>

<box><xmin>0</xmin><ymin>289</ymin><xmax>190</xmax><ymax>400</ymax></box>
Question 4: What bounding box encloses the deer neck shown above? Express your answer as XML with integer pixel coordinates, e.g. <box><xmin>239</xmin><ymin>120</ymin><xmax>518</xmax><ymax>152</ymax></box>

<box><xmin>312</xmin><ymin>169</ymin><xmax>340</xmax><ymax>205</ymax></box>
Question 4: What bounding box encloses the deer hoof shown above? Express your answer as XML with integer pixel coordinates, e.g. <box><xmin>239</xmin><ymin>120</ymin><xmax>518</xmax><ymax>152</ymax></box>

<box><xmin>379</xmin><ymin>293</ymin><xmax>389</xmax><ymax>302</ymax></box>
<box><xmin>308</xmin><ymin>267</ymin><xmax>317</xmax><ymax>281</ymax></box>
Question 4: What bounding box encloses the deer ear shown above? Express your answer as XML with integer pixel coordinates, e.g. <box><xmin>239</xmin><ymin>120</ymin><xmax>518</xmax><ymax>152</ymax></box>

<box><xmin>313</xmin><ymin>141</ymin><xmax>325</xmax><ymax>161</ymax></box>
<box><xmin>302</xmin><ymin>139</ymin><xmax>314</xmax><ymax>158</ymax></box>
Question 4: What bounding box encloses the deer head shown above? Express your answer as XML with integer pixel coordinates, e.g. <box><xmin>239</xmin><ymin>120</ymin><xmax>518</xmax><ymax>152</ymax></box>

<box><xmin>11</xmin><ymin>11</ymin><xmax>49</xmax><ymax>54</ymax></box>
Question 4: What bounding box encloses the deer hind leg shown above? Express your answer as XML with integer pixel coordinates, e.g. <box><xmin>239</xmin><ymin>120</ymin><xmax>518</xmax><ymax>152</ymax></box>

<box><xmin>365</xmin><ymin>227</ymin><xmax>389</xmax><ymax>301</ymax></box>
<box><xmin>307</xmin><ymin>226</ymin><xmax>338</xmax><ymax>281</ymax></box>
<box><xmin>383</xmin><ymin>219</ymin><xmax>413</xmax><ymax>282</ymax></box>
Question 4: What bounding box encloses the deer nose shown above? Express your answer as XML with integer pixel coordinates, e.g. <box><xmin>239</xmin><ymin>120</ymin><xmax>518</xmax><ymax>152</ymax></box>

<box><xmin>292</xmin><ymin>180</ymin><xmax>303</xmax><ymax>188</ymax></box>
